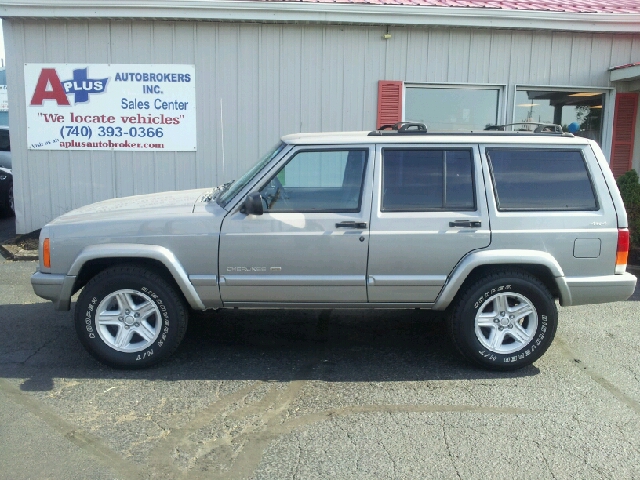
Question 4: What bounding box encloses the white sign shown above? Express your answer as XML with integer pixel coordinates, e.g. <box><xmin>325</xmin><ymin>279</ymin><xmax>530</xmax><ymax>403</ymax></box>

<box><xmin>0</xmin><ymin>85</ymin><xmax>7</xmax><ymax>112</ymax></box>
<box><xmin>24</xmin><ymin>64</ymin><xmax>196</xmax><ymax>151</ymax></box>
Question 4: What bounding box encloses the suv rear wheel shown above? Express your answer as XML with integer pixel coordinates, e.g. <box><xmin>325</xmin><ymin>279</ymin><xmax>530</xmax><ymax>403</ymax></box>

<box><xmin>449</xmin><ymin>270</ymin><xmax>558</xmax><ymax>371</ymax></box>
<box><xmin>75</xmin><ymin>265</ymin><xmax>188</xmax><ymax>368</ymax></box>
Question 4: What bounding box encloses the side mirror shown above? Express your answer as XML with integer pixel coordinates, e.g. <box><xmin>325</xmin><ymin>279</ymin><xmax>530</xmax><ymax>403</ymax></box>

<box><xmin>240</xmin><ymin>192</ymin><xmax>264</xmax><ymax>216</ymax></box>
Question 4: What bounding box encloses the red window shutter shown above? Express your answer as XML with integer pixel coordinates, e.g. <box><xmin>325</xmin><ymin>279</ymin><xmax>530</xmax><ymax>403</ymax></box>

<box><xmin>610</xmin><ymin>92</ymin><xmax>638</xmax><ymax>178</ymax></box>
<box><xmin>377</xmin><ymin>81</ymin><xmax>403</xmax><ymax>129</ymax></box>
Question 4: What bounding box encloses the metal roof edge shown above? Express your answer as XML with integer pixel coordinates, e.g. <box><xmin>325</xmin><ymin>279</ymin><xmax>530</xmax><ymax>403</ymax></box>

<box><xmin>610</xmin><ymin>65</ymin><xmax>640</xmax><ymax>82</ymax></box>
<box><xmin>1</xmin><ymin>1</ymin><xmax>640</xmax><ymax>33</ymax></box>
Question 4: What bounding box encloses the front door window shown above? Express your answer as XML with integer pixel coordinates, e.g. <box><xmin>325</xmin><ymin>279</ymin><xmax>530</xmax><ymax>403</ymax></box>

<box><xmin>259</xmin><ymin>149</ymin><xmax>368</xmax><ymax>212</ymax></box>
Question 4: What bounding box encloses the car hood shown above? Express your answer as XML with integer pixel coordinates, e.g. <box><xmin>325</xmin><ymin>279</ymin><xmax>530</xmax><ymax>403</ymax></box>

<box><xmin>51</xmin><ymin>188</ymin><xmax>211</xmax><ymax>225</ymax></box>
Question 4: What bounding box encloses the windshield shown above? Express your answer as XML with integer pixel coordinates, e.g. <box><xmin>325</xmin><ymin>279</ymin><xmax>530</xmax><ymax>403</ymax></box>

<box><xmin>217</xmin><ymin>142</ymin><xmax>287</xmax><ymax>207</ymax></box>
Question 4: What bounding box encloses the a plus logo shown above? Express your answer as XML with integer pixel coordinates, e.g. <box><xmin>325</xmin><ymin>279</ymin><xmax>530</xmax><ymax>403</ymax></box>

<box><xmin>61</xmin><ymin>68</ymin><xmax>109</xmax><ymax>104</ymax></box>
<box><xmin>30</xmin><ymin>67</ymin><xmax>109</xmax><ymax>106</ymax></box>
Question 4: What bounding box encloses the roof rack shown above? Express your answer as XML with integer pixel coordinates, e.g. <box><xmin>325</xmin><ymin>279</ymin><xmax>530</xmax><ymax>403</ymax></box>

<box><xmin>368</xmin><ymin>122</ymin><xmax>428</xmax><ymax>136</ymax></box>
<box><xmin>369</xmin><ymin>121</ymin><xmax>574</xmax><ymax>137</ymax></box>
<box><xmin>484</xmin><ymin>122</ymin><xmax>567</xmax><ymax>134</ymax></box>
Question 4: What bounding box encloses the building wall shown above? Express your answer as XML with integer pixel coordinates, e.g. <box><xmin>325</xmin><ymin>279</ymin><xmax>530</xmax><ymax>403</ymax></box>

<box><xmin>5</xmin><ymin>19</ymin><xmax>640</xmax><ymax>233</ymax></box>
<box><xmin>0</xmin><ymin>69</ymin><xmax>7</xmax><ymax>126</ymax></box>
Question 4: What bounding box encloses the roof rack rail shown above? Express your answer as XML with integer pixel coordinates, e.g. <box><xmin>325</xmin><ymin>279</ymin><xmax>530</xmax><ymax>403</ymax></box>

<box><xmin>369</xmin><ymin>122</ymin><xmax>428</xmax><ymax>136</ymax></box>
<box><xmin>485</xmin><ymin>122</ymin><xmax>566</xmax><ymax>134</ymax></box>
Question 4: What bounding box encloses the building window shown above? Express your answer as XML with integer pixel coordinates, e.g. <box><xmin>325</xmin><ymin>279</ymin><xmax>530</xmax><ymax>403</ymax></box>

<box><xmin>404</xmin><ymin>85</ymin><xmax>501</xmax><ymax>132</ymax></box>
<box><xmin>514</xmin><ymin>89</ymin><xmax>605</xmax><ymax>145</ymax></box>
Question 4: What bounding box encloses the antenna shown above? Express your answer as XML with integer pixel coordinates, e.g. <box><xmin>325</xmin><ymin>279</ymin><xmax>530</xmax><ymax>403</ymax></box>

<box><xmin>220</xmin><ymin>98</ymin><xmax>225</xmax><ymax>183</ymax></box>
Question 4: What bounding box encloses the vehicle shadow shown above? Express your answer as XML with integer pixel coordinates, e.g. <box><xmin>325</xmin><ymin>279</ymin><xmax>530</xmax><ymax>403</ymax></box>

<box><xmin>0</xmin><ymin>215</ymin><xmax>16</xmax><ymax>244</ymax></box>
<box><xmin>626</xmin><ymin>267</ymin><xmax>640</xmax><ymax>301</ymax></box>
<box><xmin>0</xmin><ymin>302</ymin><xmax>540</xmax><ymax>392</ymax></box>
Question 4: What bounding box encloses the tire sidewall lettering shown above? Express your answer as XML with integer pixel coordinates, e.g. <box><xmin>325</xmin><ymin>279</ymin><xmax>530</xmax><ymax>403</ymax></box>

<box><xmin>83</xmin><ymin>296</ymin><xmax>99</xmax><ymax>336</ymax></box>
<box><xmin>474</xmin><ymin>285</ymin><xmax>511</xmax><ymax>309</ymax></box>
<box><xmin>140</xmin><ymin>286</ymin><xmax>169</xmax><ymax>351</ymax></box>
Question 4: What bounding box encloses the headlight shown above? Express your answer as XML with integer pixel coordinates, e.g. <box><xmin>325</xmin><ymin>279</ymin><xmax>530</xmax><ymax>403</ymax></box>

<box><xmin>0</xmin><ymin>175</ymin><xmax>6</xmax><ymax>181</ymax></box>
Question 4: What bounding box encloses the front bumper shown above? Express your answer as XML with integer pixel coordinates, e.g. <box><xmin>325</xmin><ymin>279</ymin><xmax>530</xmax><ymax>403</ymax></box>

<box><xmin>31</xmin><ymin>271</ymin><xmax>76</xmax><ymax>311</ymax></box>
<box><xmin>564</xmin><ymin>272</ymin><xmax>637</xmax><ymax>306</ymax></box>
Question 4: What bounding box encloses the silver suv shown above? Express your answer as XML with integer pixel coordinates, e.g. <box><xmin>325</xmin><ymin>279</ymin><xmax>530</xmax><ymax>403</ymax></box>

<box><xmin>31</xmin><ymin>123</ymin><xmax>637</xmax><ymax>370</ymax></box>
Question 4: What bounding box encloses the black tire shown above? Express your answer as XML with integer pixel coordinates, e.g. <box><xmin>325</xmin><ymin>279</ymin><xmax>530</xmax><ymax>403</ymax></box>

<box><xmin>449</xmin><ymin>269</ymin><xmax>558</xmax><ymax>371</ymax></box>
<box><xmin>75</xmin><ymin>265</ymin><xmax>188</xmax><ymax>369</ymax></box>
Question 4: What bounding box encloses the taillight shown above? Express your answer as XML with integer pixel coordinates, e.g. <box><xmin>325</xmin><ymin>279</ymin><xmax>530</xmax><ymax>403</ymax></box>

<box><xmin>43</xmin><ymin>238</ymin><xmax>51</xmax><ymax>268</ymax></box>
<box><xmin>615</xmin><ymin>228</ymin><xmax>629</xmax><ymax>274</ymax></box>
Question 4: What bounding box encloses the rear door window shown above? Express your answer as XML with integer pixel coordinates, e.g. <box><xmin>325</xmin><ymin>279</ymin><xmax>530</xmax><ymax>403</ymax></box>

<box><xmin>486</xmin><ymin>149</ymin><xmax>597</xmax><ymax>211</ymax></box>
<box><xmin>381</xmin><ymin>149</ymin><xmax>475</xmax><ymax>211</ymax></box>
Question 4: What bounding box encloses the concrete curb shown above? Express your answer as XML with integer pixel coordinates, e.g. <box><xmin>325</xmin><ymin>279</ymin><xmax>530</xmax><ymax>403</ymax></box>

<box><xmin>0</xmin><ymin>244</ymin><xmax>38</xmax><ymax>261</ymax></box>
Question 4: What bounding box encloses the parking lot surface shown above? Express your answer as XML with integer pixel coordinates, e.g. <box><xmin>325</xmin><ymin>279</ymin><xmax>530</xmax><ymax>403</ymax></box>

<box><xmin>1</xmin><ymin>216</ymin><xmax>639</xmax><ymax>480</ymax></box>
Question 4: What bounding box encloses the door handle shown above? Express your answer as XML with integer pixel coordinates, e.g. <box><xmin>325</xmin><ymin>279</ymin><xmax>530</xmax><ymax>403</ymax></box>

<box><xmin>449</xmin><ymin>220</ymin><xmax>482</xmax><ymax>228</ymax></box>
<box><xmin>336</xmin><ymin>221</ymin><xmax>367</xmax><ymax>229</ymax></box>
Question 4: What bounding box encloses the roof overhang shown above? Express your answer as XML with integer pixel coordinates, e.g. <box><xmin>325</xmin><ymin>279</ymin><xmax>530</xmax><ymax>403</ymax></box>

<box><xmin>610</xmin><ymin>65</ymin><xmax>640</xmax><ymax>82</ymax></box>
<box><xmin>1</xmin><ymin>0</ymin><xmax>640</xmax><ymax>33</ymax></box>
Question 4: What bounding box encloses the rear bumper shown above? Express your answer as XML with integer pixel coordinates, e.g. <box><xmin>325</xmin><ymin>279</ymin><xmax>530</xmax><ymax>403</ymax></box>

<box><xmin>564</xmin><ymin>273</ymin><xmax>637</xmax><ymax>306</ymax></box>
<box><xmin>31</xmin><ymin>271</ymin><xmax>76</xmax><ymax>311</ymax></box>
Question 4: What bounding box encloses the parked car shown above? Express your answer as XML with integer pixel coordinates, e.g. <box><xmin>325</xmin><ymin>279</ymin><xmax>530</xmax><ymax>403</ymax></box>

<box><xmin>0</xmin><ymin>166</ymin><xmax>13</xmax><ymax>217</ymax></box>
<box><xmin>0</xmin><ymin>126</ymin><xmax>14</xmax><ymax>217</ymax></box>
<box><xmin>31</xmin><ymin>122</ymin><xmax>636</xmax><ymax>370</ymax></box>
<box><xmin>0</xmin><ymin>126</ymin><xmax>11</xmax><ymax>170</ymax></box>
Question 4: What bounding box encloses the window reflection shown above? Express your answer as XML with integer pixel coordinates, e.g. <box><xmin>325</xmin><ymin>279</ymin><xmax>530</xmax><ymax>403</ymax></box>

<box><xmin>515</xmin><ymin>90</ymin><xmax>604</xmax><ymax>145</ymax></box>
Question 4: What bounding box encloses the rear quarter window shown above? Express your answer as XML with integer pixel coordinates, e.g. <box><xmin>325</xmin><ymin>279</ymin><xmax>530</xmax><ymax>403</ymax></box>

<box><xmin>486</xmin><ymin>148</ymin><xmax>598</xmax><ymax>211</ymax></box>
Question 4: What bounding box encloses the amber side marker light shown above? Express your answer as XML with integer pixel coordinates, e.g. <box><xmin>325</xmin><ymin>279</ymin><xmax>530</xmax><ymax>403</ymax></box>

<box><xmin>616</xmin><ymin>228</ymin><xmax>629</xmax><ymax>274</ymax></box>
<box><xmin>43</xmin><ymin>238</ymin><xmax>51</xmax><ymax>268</ymax></box>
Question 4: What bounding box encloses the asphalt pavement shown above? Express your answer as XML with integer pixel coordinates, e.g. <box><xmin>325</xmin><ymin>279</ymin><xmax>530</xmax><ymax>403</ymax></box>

<box><xmin>0</xmin><ymin>215</ymin><xmax>639</xmax><ymax>479</ymax></box>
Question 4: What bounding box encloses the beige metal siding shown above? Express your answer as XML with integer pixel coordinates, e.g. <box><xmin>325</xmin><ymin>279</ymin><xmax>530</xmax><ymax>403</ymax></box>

<box><xmin>5</xmin><ymin>19</ymin><xmax>640</xmax><ymax>233</ymax></box>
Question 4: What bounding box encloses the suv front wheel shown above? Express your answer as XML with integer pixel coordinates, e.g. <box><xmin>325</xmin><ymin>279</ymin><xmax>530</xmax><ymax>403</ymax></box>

<box><xmin>449</xmin><ymin>270</ymin><xmax>558</xmax><ymax>371</ymax></box>
<box><xmin>75</xmin><ymin>265</ymin><xmax>189</xmax><ymax>368</ymax></box>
